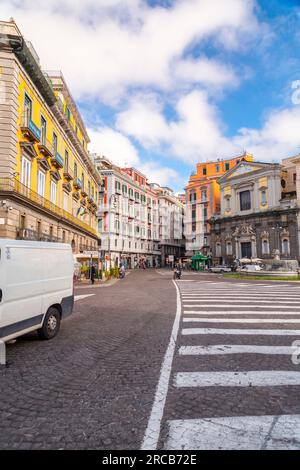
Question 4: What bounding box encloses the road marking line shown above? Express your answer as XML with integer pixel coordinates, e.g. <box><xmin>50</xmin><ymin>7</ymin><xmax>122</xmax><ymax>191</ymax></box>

<box><xmin>183</xmin><ymin>311</ymin><xmax>300</xmax><ymax>315</ymax></box>
<box><xmin>165</xmin><ymin>414</ymin><xmax>300</xmax><ymax>450</ymax></box>
<box><xmin>179</xmin><ymin>345</ymin><xmax>296</xmax><ymax>355</ymax></box>
<box><xmin>183</xmin><ymin>304</ymin><xmax>300</xmax><ymax>309</ymax></box>
<box><xmin>141</xmin><ymin>280</ymin><xmax>181</xmax><ymax>450</ymax></box>
<box><xmin>175</xmin><ymin>371</ymin><xmax>300</xmax><ymax>388</ymax></box>
<box><xmin>74</xmin><ymin>294</ymin><xmax>95</xmax><ymax>301</ymax></box>
<box><xmin>182</xmin><ymin>328</ymin><xmax>300</xmax><ymax>335</ymax></box>
<box><xmin>182</xmin><ymin>317</ymin><xmax>300</xmax><ymax>324</ymax></box>
<box><xmin>181</xmin><ymin>294</ymin><xmax>300</xmax><ymax>298</ymax></box>
<box><xmin>183</xmin><ymin>300</ymin><xmax>300</xmax><ymax>304</ymax></box>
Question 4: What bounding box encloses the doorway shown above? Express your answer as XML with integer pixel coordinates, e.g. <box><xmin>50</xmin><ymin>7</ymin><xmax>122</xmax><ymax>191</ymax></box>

<box><xmin>241</xmin><ymin>242</ymin><xmax>252</xmax><ymax>258</ymax></box>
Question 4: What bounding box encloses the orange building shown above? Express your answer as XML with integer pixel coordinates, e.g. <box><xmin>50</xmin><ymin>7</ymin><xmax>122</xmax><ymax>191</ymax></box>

<box><xmin>185</xmin><ymin>153</ymin><xmax>253</xmax><ymax>256</ymax></box>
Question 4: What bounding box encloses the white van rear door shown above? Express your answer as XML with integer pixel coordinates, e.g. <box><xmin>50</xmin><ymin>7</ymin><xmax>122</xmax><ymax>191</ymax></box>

<box><xmin>0</xmin><ymin>247</ymin><xmax>3</xmax><ymax>334</ymax></box>
<box><xmin>0</xmin><ymin>245</ymin><xmax>43</xmax><ymax>339</ymax></box>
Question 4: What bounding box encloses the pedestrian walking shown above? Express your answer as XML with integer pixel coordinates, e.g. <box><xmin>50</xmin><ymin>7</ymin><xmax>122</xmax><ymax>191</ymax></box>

<box><xmin>91</xmin><ymin>265</ymin><xmax>96</xmax><ymax>285</ymax></box>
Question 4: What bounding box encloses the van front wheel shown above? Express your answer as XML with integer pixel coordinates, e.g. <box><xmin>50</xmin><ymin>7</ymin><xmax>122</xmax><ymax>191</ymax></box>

<box><xmin>38</xmin><ymin>307</ymin><xmax>61</xmax><ymax>340</ymax></box>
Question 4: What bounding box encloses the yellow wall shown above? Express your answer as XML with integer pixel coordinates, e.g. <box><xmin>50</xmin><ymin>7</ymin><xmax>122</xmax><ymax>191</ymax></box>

<box><xmin>17</xmin><ymin>72</ymin><xmax>96</xmax><ymax>220</ymax></box>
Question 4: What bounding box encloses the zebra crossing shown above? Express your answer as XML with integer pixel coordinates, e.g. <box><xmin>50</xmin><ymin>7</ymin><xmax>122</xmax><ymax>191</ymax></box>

<box><xmin>161</xmin><ymin>280</ymin><xmax>300</xmax><ymax>450</ymax></box>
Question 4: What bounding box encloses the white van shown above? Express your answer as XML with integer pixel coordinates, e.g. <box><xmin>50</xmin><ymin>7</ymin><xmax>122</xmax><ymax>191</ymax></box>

<box><xmin>0</xmin><ymin>239</ymin><xmax>74</xmax><ymax>343</ymax></box>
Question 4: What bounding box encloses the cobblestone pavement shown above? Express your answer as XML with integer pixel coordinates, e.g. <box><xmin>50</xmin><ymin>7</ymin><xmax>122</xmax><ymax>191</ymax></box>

<box><xmin>0</xmin><ymin>269</ymin><xmax>176</xmax><ymax>450</ymax></box>
<box><xmin>152</xmin><ymin>276</ymin><xmax>300</xmax><ymax>450</ymax></box>
<box><xmin>2</xmin><ymin>271</ymin><xmax>300</xmax><ymax>450</ymax></box>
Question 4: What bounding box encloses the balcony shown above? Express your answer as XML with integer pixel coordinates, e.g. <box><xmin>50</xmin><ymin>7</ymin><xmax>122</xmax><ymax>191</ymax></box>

<box><xmin>63</xmin><ymin>182</ymin><xmax>72</xmax><ymax>193</ymax></box>
<box><xmin>73</xmin><ymin>177</ymin><xmax>82</xmax><ymax>190</ymax></box>
<box><xmin>63</xmin><ymin>166</ymin><xmax>74</xmax><ymax>181</ymax></box>
<box><xmin>0</xmin><ymin>178</ymin><xmax>97</xmax><ymax>237</ymax></box>
<box><xmin>20</xmin><ymin>114</ymin><xmax>41</xmax><ymax>143</ymax></box>
<box><xmin>51</xmin><ymin>152</ymin><xmax>64</xmax><ymax>169</ymax></box>
<box><xmin>72</xmin><ymin>191</ymin><xmax>80</xmax><ymax>201</ymax></box>
<box><xmin>17</xmin><ymin>227</ymin><xmax>62</xmax><ymax>243</ymax></box>
<box><xmin>81</xmin><ymin>187</ymin><xmax>88</xmax><ymax>198</ymax></box>
<box><xmin>38</xmin><ymin>137</ymin><xmax>53</xmax><ymax>158</ymax></box>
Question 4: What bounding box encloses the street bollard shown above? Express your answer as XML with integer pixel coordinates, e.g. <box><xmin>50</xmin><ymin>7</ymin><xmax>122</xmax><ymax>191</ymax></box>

<box><xmin>0</xmin><ymin>340</ymin><xmax>6</xmax><ymax>365</ymax></box>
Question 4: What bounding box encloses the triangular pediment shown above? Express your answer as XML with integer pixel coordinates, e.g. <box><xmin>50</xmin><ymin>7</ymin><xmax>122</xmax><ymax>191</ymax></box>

<box><xmin>219</xmin><ymin>161</ymin><xmax>279</xmax><ymax>184</ymax></box>
<box><xmin>227</xmin><ymin>164</ymin><xmax>262</xmax><ymax>178</ymax></box>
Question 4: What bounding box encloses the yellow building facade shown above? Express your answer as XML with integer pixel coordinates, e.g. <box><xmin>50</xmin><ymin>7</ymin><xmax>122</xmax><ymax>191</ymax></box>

<box><xmin>0</xmin><ymin>20</ymin><xmax>100</xmax><ymax>256</ymax></box>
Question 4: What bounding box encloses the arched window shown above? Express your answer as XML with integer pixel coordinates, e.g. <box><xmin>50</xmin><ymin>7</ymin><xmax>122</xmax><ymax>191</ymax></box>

<box><xmin>226</xmin><ymin>241</ymin><xmax>232</xmax><ymax>255</ymax></box>
<box><xmin>262</xmin><ymin>239</ymin><xmax>269</xmax><ymax>255</ymax></box>
<box><xmin>216</xmin><ymin>242</ymin><xmax>221</xmax><ymax>257</ymax></box>
<box><xmin>282</xmin><ymin>238</ymin><xmax>290</xmax><ymax>255</ymax></box>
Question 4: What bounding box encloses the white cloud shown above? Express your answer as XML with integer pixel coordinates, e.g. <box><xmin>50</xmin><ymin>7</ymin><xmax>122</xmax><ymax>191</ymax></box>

<box><xmin>0</xmin><ymin>0</ymin><xmax>259</xmax><ymax>102</ymax></box>
<box><xmin>88</xmin><ymin>127</ymin><xmax>139</xmax><ymax>167</ymax></box>
<box><xmin>234</xmin><ymin>106</ymin><xmax>300</xmax><ymax>161</ymax></box>
<box><xmin>88</xmin><ymin>126</ymin><xmax>182</xmax><ymax>188</ymax></box>
<box><xmin>139</xmin><ymin>161</ymin><xmax>181</xmax><ymax>187</ymax></box>
<box><xmin>116</xmin><ymin>90</ymin><xmax>234</xmax><ymax>162</ymax></box>
<box><xmin>174</xmin><ymin>57</ymin><xmax>239</xmax><ymax>88</ymax></box>
<box><xmin>116</xmin><ymin>89</ymin><xmax>300</xmax><ymax>164</ymax></box>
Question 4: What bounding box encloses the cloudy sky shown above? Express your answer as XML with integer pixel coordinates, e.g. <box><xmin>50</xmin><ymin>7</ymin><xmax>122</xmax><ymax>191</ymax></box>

<box><xmin>1</xmin><ymin>0</ymin><xmax>300</xmax><ymax>191</ymax></box>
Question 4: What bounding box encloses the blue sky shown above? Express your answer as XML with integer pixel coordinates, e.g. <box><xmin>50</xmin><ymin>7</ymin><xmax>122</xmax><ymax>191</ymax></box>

<box><xmin>1</xmin><ymin>0</ymin><xmax>300</xmax><ymax>191</ymax></box>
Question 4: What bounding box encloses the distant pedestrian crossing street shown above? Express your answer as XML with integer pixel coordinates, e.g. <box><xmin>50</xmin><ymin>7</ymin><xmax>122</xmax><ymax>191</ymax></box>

<box><xmin>142</xmin><ymin>279</ymin><xmax>300</xmax><ymax>450</ymax></box>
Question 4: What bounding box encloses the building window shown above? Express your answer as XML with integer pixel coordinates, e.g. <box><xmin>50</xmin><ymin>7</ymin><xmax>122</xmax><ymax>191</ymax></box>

<box><xmin>66</xmin><ymin>107</ymin><xmax>70</xmax><ymax>121</ymax></box>
<box><xmin>226</xmin><ymin>241</ymin><xmax>232</xmax><ymax>255</ymax></box>
<box><xmin>225</xmin><ymin>196</ymin><xmax>231</xmax><ymax>211</ymax></box>
<box><xmin>65</xmin><ymin>150</ymin><xmax>69</xmax><ymax>171</ymax></box>
<box><xmin>63</xmin><ymin>192</ymin><xmax>69</xmax><ymax>211</ymax></box>
<box><xmin>262</xmin><ymin>239</ymin><xmax>270</xmax><ymax>255</ymax></box>
<box><xmin>225</xmin><ymin>163</ymin><xmax>230</xmax><ymax>171</ymax></box>
<box><xmin>21</xmin><ymin>156</ymin><xmax>31</xmax><ymax>188</ymax></box>
<box><xmin>282</xmin><ymin>238</ymin><xmax>290</xmax><ymax>255</ymax></box>
<box><xmin>37</xmin><ymin>220</ymin><xmax>41</xmax><ymax>237</ymax></box>
<box><xmin>216</xmin><ymin>242</ymin><xmax>221</xmax><ymax>257</ymax></box>
<box><xmin>261</xmin><ymin>190</ymin><xmax>267</xmax><ymax>205</ymax></box>
<box><xmin>50</xmin><ymin>181</ymin><xmax>57</xmax><ymax>204</ymax></box>
<box><xmin>40</xmin><ymin>115</ymin><xmax>47</xmax><ymax>145</ymax></box>
<box><xmin>74</xmin><ymin>162</ymin><xmax>77</xmax><ymax>178</ymax></box>
<box><xmin>52</xmin><ymin>132</ymin><xmax>58</xmax><ymax>155</ymax></box>
<box><xmin>202</xmin><ymin>167</ymin><xmax>207</xmax><ymax>176</ymax></box>
<box><xmin>215</xmin><ymin>164</ymin><xmax>220</xmax><ymax>173</ymax></box>
<box><xmin>293</xmin><ymin>173</ymin><xmax>296</xmax><ymax>184</ymax></box>
<box><xmin>203</xmin><ymin>207</ymin><xmax>207</xmax><ymax>218</ymax></box>
<box><xmin>239</xmin><ymin>190</ymin><xmax>251</xmax><ymax>211</ymax></box>
<box><xmin>37</xmin><ymin>170</ymin><xmax>45</xmax><ymax>197</ymax></box>
<box><xmin>24</xmin><ymin>93</ymin><xmax>32</xmax><ymax>123</ymax></box>
<box><xmin>201</xmin><ymin>190</ymin><xmax>207</xmax><ymax>202</ymax></box>
<box><xmin>192</xmin><ymin>206</ymin><xmax>196</xmax><ymax>220</ymax></box>
<box><xmin>20</xmin><ymin>214</ymin><xmax>26</xmax><ymax>230</ymax></box>
<box><xmin>82</xmin><ymin>173</ymin><xmax>85</xmax><ymax>191</ymax></box>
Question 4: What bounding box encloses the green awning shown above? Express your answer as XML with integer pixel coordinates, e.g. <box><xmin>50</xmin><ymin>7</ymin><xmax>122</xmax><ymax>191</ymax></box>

<box><xmin>191</xmin><ymin>252</ymin><xmax>208</xmax><ymax>261</ymax></box>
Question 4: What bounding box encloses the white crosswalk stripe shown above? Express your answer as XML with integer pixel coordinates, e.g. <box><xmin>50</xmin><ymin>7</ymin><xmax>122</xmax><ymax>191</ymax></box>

<box><xmin>161</xmin><ymin>279</ymin><xmax>300</xmax><ymax>450</ymax></box>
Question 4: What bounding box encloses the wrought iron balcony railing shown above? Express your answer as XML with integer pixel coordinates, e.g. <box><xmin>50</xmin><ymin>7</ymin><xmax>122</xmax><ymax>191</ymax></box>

<box><xmin>0</xmin><ymin>178</ymin><xmax>97</xmax><ymax>237</ymax></box>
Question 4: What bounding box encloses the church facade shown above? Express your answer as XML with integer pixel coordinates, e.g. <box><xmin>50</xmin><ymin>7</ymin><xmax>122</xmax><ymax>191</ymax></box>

<box><xmin>210</xmin><ymin>160</ymin><xmax>300</xmax><ymax>264</ymax></box>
